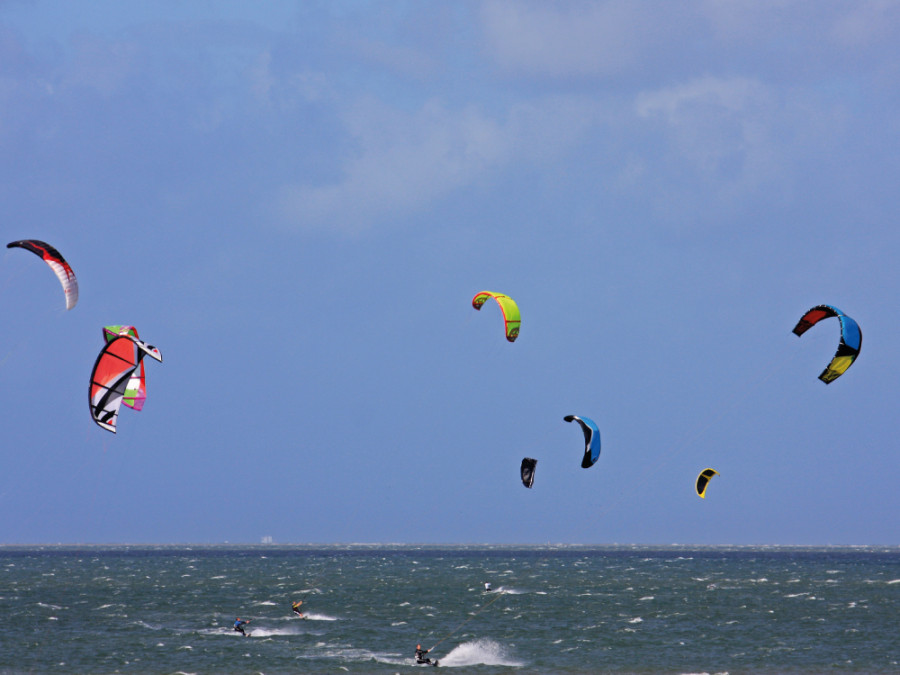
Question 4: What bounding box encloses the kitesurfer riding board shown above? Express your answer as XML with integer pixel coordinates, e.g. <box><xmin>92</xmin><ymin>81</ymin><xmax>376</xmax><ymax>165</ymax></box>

<box><xmin>415</xmin><ymin>644</ymin><xmax>438</xmax><ymax>666</ymax></box>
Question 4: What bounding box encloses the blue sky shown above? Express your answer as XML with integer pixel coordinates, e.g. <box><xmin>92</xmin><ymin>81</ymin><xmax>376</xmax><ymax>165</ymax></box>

<box><xmin>1</xmin><ymin>1</ymin><xmax>898</xmax><ymax>545</ymax></box>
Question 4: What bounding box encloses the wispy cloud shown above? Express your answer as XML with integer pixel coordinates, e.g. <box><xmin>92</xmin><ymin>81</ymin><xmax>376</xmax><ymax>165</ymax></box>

<box><xmin>636</xmin><ymin>76</ymin><xmax>779</xmax><ymax>179</ymax></box>
<box><xmin>480</xmin><ymin>0</ymin><xmax>900</xmax><ymax>84</ymax></box>
<box><xmin>829</xmin><ymin>0</ymin><xmax>900</xmax><ymax>47</ymax></box>
<box><xmin>274</xmin><ymin>94</ymin><xmax>598</xmax><ymax>233</ymax></box>
<box><xmin>479</xmin><ymin>0</ymin><xmax>664</xmax><ymax>79</ymax></box>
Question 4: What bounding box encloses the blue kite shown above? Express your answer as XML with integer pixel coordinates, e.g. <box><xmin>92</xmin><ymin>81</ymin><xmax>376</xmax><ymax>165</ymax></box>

<box><xmin>564</xmin><ymin>415</ymin><xmax>601</xmax><ymax>468</ymax></box>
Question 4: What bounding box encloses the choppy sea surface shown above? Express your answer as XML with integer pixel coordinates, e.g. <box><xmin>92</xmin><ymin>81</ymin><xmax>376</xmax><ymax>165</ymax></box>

<box><xmin>1</xmin><ymin>545</ymin><xmax>898</xmax><ymax>674</ymax></box>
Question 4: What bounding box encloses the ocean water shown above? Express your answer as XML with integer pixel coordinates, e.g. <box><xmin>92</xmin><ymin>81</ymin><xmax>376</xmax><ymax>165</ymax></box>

<box><xmin>1</xmin><ymin>545</ymin><xmax>898</xmax><ymax>674</ymax></box>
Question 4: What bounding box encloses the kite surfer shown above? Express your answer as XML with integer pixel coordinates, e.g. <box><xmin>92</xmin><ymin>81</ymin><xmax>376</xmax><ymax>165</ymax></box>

<box><xmin>415</xmin><ymin>644</ymin><xmax>436</xmax><ymax>666</ymax></box>
<box><xmin>292</xmin><ymin>600</ymin><xmax>303</xmax><ymax>618</ymax></box>
<box><xmin>233</xmin><ymin>618</ymin><xmax>251</xmax><ymax>636</ymax></box>
<box><xmin>484</xmin><ymin>582</ymin><xmax>493</xmax><ymax>592</ymax></box>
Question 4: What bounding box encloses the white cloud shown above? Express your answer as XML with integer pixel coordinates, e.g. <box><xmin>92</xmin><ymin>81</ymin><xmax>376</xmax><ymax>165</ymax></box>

<box><xmin>829</xmin><ymin>0</ymin><xmax>900</xmax><ymax>47</ymax></box>
<box><xmin>701</xmin><ymin>0</ymin><xmax>900</xmax><ymax>49</ymax></box>
<box><xmin>275</xmin><ymin>94</ymin><xmax>599</xmax><ymax>233</ymax></box>
<box><xmin>480</xmin><ymin>0</ymin><xmax>900</xmax><ymax>87</ymax></box>
<box><xmin>636</xmin><ymin>76</ymin><xmax>777</xmax><ymax>177</ymax></box>
<box><xmin>626</xmin><ymin>70</ymin><xmax>884</xmax><ymax>234</ymax></box>
<box><xmin>479</xmin><ymin>0</ymin><xmax>652</xmax><ymax>78</ymax></box>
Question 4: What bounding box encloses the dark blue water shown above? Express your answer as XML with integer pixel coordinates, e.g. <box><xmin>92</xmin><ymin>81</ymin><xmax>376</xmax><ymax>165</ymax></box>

<box><xmin>1</xmin><ymin>545</ymin><xmax>897</xmax><ymax>673</ymax></box>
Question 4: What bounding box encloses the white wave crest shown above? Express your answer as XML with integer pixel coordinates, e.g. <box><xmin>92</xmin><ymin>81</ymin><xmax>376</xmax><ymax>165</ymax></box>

<box><xmin>436</xmin><ymin>638</ymin><xmax>524</xmax><ymax>667</ymax></box>
<box><xmin>247</xmin><ymin>625</ymin><xmax>307</xmax><ymax>637</ymax></box>
<box><xmin>304</xmin><ymin>612</ymin><xmax>338</xmax><ymax>621</ymax></box>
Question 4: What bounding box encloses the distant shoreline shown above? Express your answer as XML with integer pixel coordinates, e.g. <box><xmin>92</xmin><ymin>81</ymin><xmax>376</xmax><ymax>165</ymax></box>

<box><xmin>1</xmin><ymin>542</ymin><xmax>897</xmax><ymax>552</ymax></box>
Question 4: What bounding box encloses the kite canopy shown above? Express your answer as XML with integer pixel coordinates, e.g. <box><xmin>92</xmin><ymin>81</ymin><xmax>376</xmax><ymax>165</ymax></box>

<box><xmin>563</xmin><ymin>415</ymin><xmax>601</xmax><ymax>468</ymax></box>
<box><xmin>792</xmin><ymin>304</ymin><xmax>862</xmax><ymax>384</ymax></box>
<box><xmin>7</xmin><ymin>239</ymin><xmax>79</xmax><ymax>310</ymax></box>
<box><xmin>520</xmin><ymin>458</ymin><xmax>537</xmax><ymax>488</ymax></box>
<box><xmin>103</xmin><ymin>326</ymin><xmax>148</xmax><ymax>411</ymax></box>
<box><xmin>696</xmin><ymin>468</ymin><xmax>719</xmax><ymax>498</ymax></box>
<box><xmin>471</xmin><ymin>291</ymin><xmax>521</xmax><ymax>342</ymax></box>
<box><xmin>89</xmin><ymin>334</ymin><xmax>162</xmax><ymax>433</ymax></box>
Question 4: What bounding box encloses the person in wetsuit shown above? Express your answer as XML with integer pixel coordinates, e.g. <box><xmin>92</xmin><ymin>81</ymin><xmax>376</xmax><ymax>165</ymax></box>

<box><xmin>292</xmin><ymin>600</ymin><xmax>303</xmax><ymax>618</ymax></box>
<box><xmin>233</xmin><ymin>618</ymin><xmax>251</xmax><ymax>636</ymax></box>
<box><xmin>415</xmin><ymin>644</ymin><xmax>433</xmax><ymax>665</ymax></box>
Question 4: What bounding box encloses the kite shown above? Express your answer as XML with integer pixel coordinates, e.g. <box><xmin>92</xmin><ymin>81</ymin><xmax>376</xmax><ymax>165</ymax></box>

<box><xmin>6</xmin><ymin>239</ymin><xmax>79</xmax><ymax>310</ymax></box>
<box><xmin>563</xmin><ymin>415</ymin><xmax>601</xmax><ymax>468</ymax></box>
<box><xmin>792</xmin><ymin>305</ymin><xmax>862</xmax><ymax>384</ymax></box>
<box><xmin>89</xmin><ymin>334</ymin><xmax>162</xmax><ymax>433</ymax></box>
<box><xmin>521</xmin><ymin>458</ymin><xmax>537</xmax><ymax>488</ymax></box>
<box><xmin>695</xmin><ymin>468</ymin><xmax>719</xmax><ymax>499</ymax></box>
<box><xmin>103</xmin><ymin>326</ymin><xmax>149</xmax><ymax>410</ymax></box>
<box><xmin>471</xmin><ymin>291</ymin><xmax>521</xmax><ymax>342</ymax></box>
